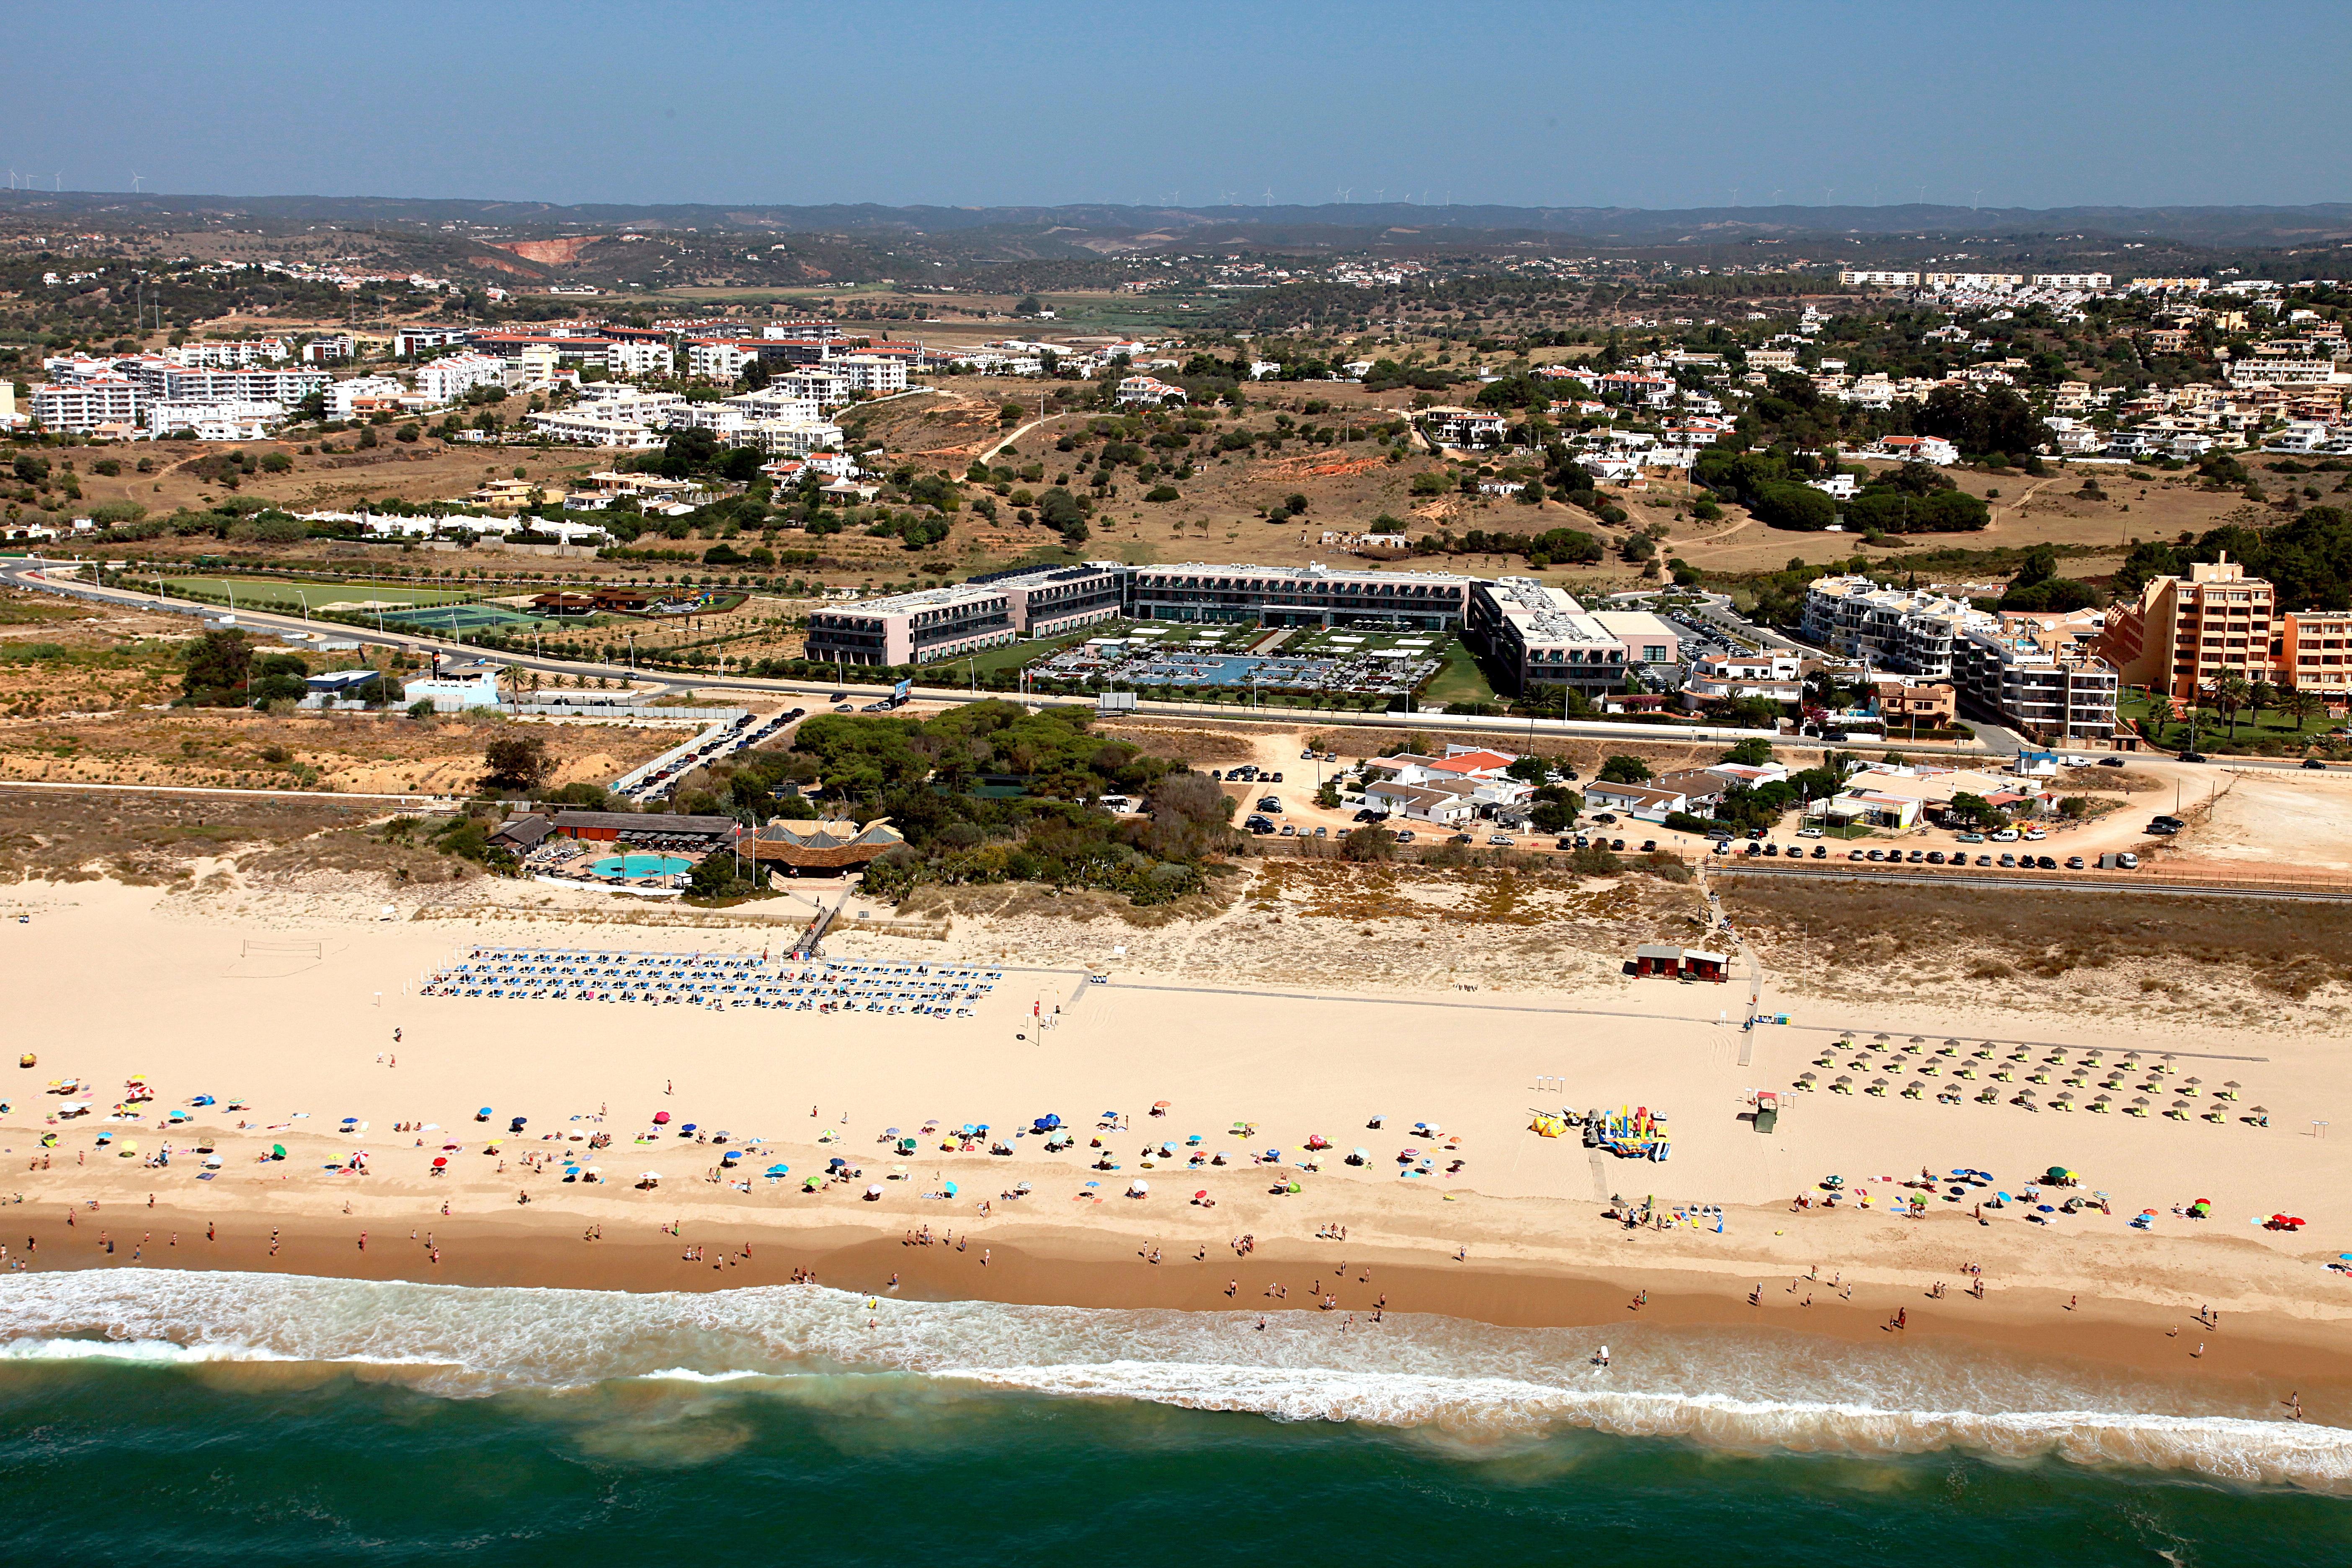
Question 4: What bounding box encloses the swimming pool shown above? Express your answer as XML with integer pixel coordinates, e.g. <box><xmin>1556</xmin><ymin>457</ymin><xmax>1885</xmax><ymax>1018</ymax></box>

<box><xmin>589</xmin><ymin>854</ymin><xmax>695</xmax><ymax>879</ymax></box>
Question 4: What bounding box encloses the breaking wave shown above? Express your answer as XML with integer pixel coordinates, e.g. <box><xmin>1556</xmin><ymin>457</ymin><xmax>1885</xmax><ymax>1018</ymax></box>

<box><xmin>0</xmin><ymin>1270</ymin><xmax>2341</xmax><ymax>1489</ymax></box>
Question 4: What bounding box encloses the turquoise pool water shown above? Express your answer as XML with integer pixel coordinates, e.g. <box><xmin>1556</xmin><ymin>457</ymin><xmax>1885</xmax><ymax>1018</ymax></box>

<box><xmin>589</xmin><ymin>854</ymin><xmax>694</xmax><ymax>878</ymax></box>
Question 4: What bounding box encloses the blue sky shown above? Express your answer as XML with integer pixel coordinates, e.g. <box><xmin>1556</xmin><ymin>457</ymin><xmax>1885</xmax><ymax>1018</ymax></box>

<box><xmin>6</xmin><ymin>0</ymin><xmax>2344</xmax><ymax>211</ymax></box>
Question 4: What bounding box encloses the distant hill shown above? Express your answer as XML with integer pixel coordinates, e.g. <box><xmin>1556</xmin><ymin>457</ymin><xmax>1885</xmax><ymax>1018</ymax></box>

<box><xmin>2</xmin><ymin>189</ymin><xmax>2348</xmax><ymax>248</ymax></box>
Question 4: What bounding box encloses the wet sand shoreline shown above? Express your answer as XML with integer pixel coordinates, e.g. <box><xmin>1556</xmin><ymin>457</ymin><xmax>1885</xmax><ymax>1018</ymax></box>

<box><xmin>21</xmin><ymin>1203</ymin><xmax>2352</xmax><ymax>1425</ymax></box>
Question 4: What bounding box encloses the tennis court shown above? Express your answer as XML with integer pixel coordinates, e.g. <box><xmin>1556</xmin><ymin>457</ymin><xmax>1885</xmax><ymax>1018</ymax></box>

<box><xmin>379</xmin><ymin>603</ymin><xmax>542</xmax><ymax>631</ymax></box>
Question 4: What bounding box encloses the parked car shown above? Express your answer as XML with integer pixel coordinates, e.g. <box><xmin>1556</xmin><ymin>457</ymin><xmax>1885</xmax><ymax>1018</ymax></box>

<box><xmin>1744</xmin><ymin>842</ymin><xmax>1763</xmax><ymax>856</ymax></box>
<box><xmin>1975</xmin><ymin>854</ymin><xmax>1994</xmax><ymax>867</ymax></box>
<box><xmin>827</xmin><ymin>692</ymin><xmax>848</xmax><ymax>702</ymax></box>
<box><xmin>1762</xmin><ymin>843</ymin><xmax>1779</xmax><ymax>856</ymax></box>
<box><xmin>1907</xmin><ymin>849</ymin><xmax>1926</xmax><ymax>863</ymax></box>
<box><xmin>2145</xmin><ymin>821</ymin><xmax>2180</xmax><ymax>836</ymax></box>
<box><xmin>1279</xmin><ymin>824</ymin><xmax>1296</xmax><ymax>836</ymax></box>
<box><xmin>1245</xmin><ymin>815</ymin><xmax>1274</xmax><ymax>834</ymax></box>
<box><xmin>1810</xmin><ymin>844</ymin><xmax>1828</xmax><ymax>859</ymax></box>
<box><xmin>1926</xmin><ymin>851</ymin><xmax>1946</xmax><ymax>864</ymax></box>
<box><xmin>1639</xmin><ymin>840</ymin><xmax>1657</xmax><ymax>853</ymax></box>
<box><xmin>1270</xmin><ymin>772</ymin><xmax>1284</xmax><ymax>784</ymax></box>
<box><xmin>2022</xmin><ymin>828</ymin><xmax>2047</xmax><ymax>841</ymax></box>
<box><xmin>1866</xmin><ymin>849</ymin><xmax>1885</xmax><ymax>862</ymax></box>
<box><xmin>1796</xmin><ymin>826</ymin><xmax>1824</xmax><ymax>838</ymax></box>
<box><xmin>1998</xmin><ymin>853</ymin><xmax>2017</xmax><ymax>867</ymax></box>
<box><xmin>1257</xmin><ymin>797</ymin><xmax>1282</xmax><ymax>813</ymax></box>
<box><xmin>1448</xmin><ymin>833</ymin><xmax>1474</xmax><ymax>845</ymax></box>
<box><xmin>2036</xmin><ymin>855</ymin><xmax>2058</xmax><ymax>870</ymax></box>
<box><xmin>1395</xmin><ymin>830</ymin><xmax>1416</xmax><ymax>844</ymax></box>
<box><xmin>1488</xmin><ymin>834</ymin><xmax>1514</xmax><ymax>846</ymax></box>
<box><xmin>1847</xmin><ymin>849</ymin><xmax>1865</xmax><ymax>861</ymax></box>
<box><xmin>1593</xmin><ymin>813</ymin><xmax>1619</xmax><ymax>825</ymax></box>
<box><xmin>1555</xmin><ymin>838</ymin><xmax>1576</xmax><ymax>851</ymax></box>
<box><xmin>2116</xmin><ymin>851</ymin><xmax>2139</xmax><ymax>869</ymax></box>
<box><xmin>2179</xmin><ymin>751</ymin><xmax>2208</xmax><ymax>763</ymax></box>
<box><xmin>2060</xmin><ymin>755</ymin><xmax>2092</xmax><ymax>768</ymax></box>
<box><xmin>1313</xmin><ymin>826</ymin><xmax>1326</xmax><ymax>837</ymax></box>
<box><xmin>1609</xmin><ymin>838</ymin><xmax>1625</xmax><ymax>851</ymax></box>
<box><xmin>2097</xmin><ymin>756</ymin><xmax>2127</xmax><ymax>767</ymax></box>
<box><xmin>1955</xmin><ymin>831</ymin><xmax>1985</xmax><ymax>844</ymax></box>
<box><xmin>1991</xmin><ymin>828</ymin><xmax>2021</xmax><ymax>842</ymax></box>
<box><xmin>2066</xmin><ymin>856</ymin><xmax>2085</xmax><ymax>869</ymax></box>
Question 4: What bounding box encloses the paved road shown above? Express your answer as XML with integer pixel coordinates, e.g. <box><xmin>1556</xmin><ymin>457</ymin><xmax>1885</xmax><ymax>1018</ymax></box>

<box><xmin>11</xmin><ymin>559</ymin><xmax>2339</xmax><ymax>774</ymax></box>
<box><xmin>0</xmin><ymin>559</ymin><xmax>1795</xmax><ymax>747</ymax></box>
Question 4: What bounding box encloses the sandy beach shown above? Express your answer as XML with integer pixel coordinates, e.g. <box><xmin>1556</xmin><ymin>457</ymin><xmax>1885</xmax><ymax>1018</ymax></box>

<box><xmin>3</xmin><ymin>872</ymin><xmax>2349</xmax><ymax>1419</ymax></box>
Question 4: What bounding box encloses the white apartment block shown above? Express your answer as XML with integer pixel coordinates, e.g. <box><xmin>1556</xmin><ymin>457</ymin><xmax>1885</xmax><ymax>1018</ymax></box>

<box><xmin>524</xmin><ymin>406</ymin><xmax>666</xmax><ymax>449</ymax></box>
<box><xmin>395</xmin><ymin>327</ymin><xmax>472</xmax><ymax>356</ymax></box>
<box><xmin>686</xmin><ymin>342</ymin><xmax>756</xmax><ymax>381</ymax></box>
<box><xmin>573</xmin><ymin>387</ymin><xmax>687</xmax><ymax>423</ymax></box>
<box><xmin>1924</xmin><ymin>272</ymin><xmax>2024</xmax><ymax>290</ymax></box>
<box><xmin>31</xmin><ymin>377</ymin><xmax>143</xmax><ymax>432</ymax></box>
<box><xmin>134</xmin><ymin>364</ymin><xmax>331</xmax><ymax>405</ymax></box>
<box><xmin>300</xmin><ymin>334</ymin><xmax>355</xmax><ymax>363</ymax></box>
<box><xmin>2226</xmin><ymin>358</ymin><xmax>2345</xmax><ymax>389</ymax></box>
<box><xmin>603</xmin><ymin>340</ymin><xmax>674</xmax><ymax>379</ymax></box>
<box><xmin>1838</xmin><ymin>270</ymin><xmax>1919</xmax><ymax>287</ymax></box>
<box><xmin>737</xmin><ymin>419</ymin><xmax>846</xmax><ymax>458</ymax></box>
<box><xmin>1465</xmin><ymin>577</ymin><xmax>1626</xmax><ymax>696</ymax></box>
<box><xmin>326</xmin><ymin>375</ymin><xmax>409</xmax><ymax>420</ymax></box>
<box><xmin>1955</xmin><ymin>627</ymin><xmax>2119</xmax><ymax>742</ymax></box>
<box><xmin>414</xmin><ymin>352</ymin><xmax>510</xmax><ymax>405</ymax></box>
<box><xmin>773</xmin><ymin>368</ymin><xmax>851</xmax><ymax>407</ymax></box>
<box><xmin>1801</xmin><ymin>575</ymin><xmax>1987</xmax><ymax>678</ymax></box>
<box><xmin>2030</xmin><ymin>273</ymin><xmax>2113</xmax><ymax>290</ymax></box>
<box><xmin>172</xmin><ymin>338</ymin><xmax>290</xmax><ymax>367</ymax></box>
<box><xmin>833</xmin><ymin>353</ymin><xmax>910</xmax><ymax>395</ymax></box>
<box><xmin>722</xmin><ymin>389</ymin><xmax>822</xmax><ymax>426</ymax></box>
<box><xmin>147</xmin><ymin>400</ymin><xmax>287</xmax><ymax>440</ymax></box>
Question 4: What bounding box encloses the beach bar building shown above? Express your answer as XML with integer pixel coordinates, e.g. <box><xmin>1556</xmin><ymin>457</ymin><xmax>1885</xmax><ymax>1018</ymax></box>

<box><xmin>1681</xmin><ymin>949</ymin><xmax>1730</xmax><ymax>983</ymax></box>
<box><xmin>1631</xmin><ymin>944</ymin><xmax>1730</xmax><ymax>982</ymax></box>
<box><xmin>550</xmin><ymin>811</ymin><xmax>742</xmax><ymax>850</ymax></box>
<box><xmin>745</xmin><ymin>817</ymin><xmax>905</xmax><ymax>874</ymax></box>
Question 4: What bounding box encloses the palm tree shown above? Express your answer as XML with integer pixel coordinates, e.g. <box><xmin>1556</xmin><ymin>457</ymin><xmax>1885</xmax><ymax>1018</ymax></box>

<box><xmin>2286</xmin><ymin>686</ymin><xmax>2324</xmax><ymax>737</ymax></box>
<box><xmin>2248</xmin><ymin>680</ymin><xmax>2279</xmax><ymax>732</ymax></box>
<box><xmin>2214</xmin><ymin>674</ymin><xmax>2251</xmax><ymax>739</ymax></box>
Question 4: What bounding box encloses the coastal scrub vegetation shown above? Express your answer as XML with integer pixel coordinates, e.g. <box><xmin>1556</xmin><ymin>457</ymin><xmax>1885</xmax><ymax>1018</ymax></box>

<box><xmin>786</xmin><ymin>701</ymin><xmax>1232</xmax><ymax>905</ymax></box>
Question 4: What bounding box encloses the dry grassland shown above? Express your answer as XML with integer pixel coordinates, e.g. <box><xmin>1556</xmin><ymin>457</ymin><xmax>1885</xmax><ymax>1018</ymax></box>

<box><xmin>0</xmin><ymin>592</ymin><xmax>196</xmax><ymax>717</ymax></box>
<box><xmin>0</xmin><ymin>788</ymin><xmax>436</xmax><ymax>888</ymax></box>
<box><xmin>901</xmin><ymin>856</ymin><xmax>1702</xmax><ymax>993</ymax></box>
<box><xmin>0</xmin><ymin>708</ymin><xmax>676</xmax><ymax>795</ymax></box>
<box><xmin>1722</xmin><ymin>879</ymin><xmax>2352</xmax><ymax>1026</ymax></box>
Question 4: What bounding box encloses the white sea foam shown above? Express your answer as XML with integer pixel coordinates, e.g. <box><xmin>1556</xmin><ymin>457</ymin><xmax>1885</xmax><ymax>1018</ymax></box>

<box><xmin>0</xmin><ymin>1270</ymin><xmax>2342</xmax><ymax>1489</ymax></box>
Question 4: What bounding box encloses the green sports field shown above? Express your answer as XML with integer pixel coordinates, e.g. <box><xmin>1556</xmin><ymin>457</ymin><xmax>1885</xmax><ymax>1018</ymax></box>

<box><xmin>164</xmin><ymin>577</ymin><xmax>475</xmax><ymax>613</ymax></box>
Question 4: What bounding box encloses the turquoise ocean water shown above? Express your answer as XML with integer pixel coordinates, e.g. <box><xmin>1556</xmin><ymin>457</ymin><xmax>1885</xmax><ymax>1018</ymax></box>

<box><xmin>0</xmin><ymin>1269</ymin><xmax>2346</xmax><ymax>1565</ymax></box>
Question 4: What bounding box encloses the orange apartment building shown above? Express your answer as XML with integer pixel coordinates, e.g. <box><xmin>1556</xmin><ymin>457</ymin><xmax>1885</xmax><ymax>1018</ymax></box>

<box><xmin>2093</xmin><ymin>552</ymin><xmax>2351</xmax><ymax>702</ymax></box>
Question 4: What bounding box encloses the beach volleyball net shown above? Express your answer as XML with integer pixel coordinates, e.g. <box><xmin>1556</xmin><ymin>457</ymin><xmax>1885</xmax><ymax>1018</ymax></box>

<box><xmin>240</xmin><ymin>939</ymin><xmax>325</xmax><ymax>960</ymax></box>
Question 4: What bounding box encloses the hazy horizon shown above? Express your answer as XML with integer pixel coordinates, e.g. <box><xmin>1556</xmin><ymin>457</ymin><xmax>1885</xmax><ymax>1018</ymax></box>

<box><xmin>5</xmin><ymin>0</ymin><xmax>2346</xmax><ymax>213</ymax></box>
